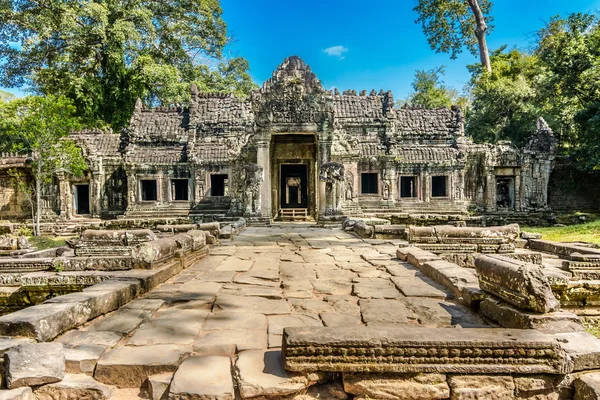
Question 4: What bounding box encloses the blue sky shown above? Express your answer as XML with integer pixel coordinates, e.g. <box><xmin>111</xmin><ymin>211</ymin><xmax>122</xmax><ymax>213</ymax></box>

<box><xmin>3</xmin><ymin>0</ymin><xmax>600</xmax><ymax>99</ymax></box>
<box><xmin>220</xmin><ymin>0</ymin><xmax>600</xmax><ymax>99</ymax></box>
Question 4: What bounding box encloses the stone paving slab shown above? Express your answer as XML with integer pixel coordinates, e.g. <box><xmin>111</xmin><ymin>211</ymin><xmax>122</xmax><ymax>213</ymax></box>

<box><xmin>169</xmin><ymin>356</ymin><xmax>234</xmax><ymax>400</ymax></box>
<box><xmin>47</xmin><ymin>226</ymin><xmax>492</xmax><ymax>392</ymax></box>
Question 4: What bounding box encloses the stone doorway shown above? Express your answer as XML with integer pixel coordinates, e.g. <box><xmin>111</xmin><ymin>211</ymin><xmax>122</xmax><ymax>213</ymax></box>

<box><xmin>496</xmin><ymin>176</ymin><xmax>515</xmax><ymax>209</ymax></box>
<box><xmin>270</xmin><ymin>134</ymin><xmax>316</xmax><ymax>221</ymax></box>
<box><xmin>74</xmin><ymin>184</ymin><xmax>90</xmax><ymax>215</ymax></box>
<box><xmin>280</xmin><ymin>164</ymin><xmax>308</xmax><ymax>209</ymax></box>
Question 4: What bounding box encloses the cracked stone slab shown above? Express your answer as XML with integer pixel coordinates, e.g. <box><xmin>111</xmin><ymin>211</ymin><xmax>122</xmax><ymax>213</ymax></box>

<box><xmin>204</xmin><ymin>312</ymin><xmax>267</xmax><ymax>331</ymax></box>
<box><xmin>215</xmin><ymin>258</ymin><xmax>254</xmax><ymax>272</ymax></box>
<box><xmin>127</xmin><ymin>309</ymin><xmax>207</xmax><ymax>346</ymax></box>
<box><xmin>390</xmin><ymin>276</ymin><xmax>448</xmax><ymax>299</ymax></box>
<box><xmin>268</xmin><ymin>314</ymin><xmax>322</xmax><ymax>336</ymax></box>
<box><xmin>64</xmin><ymin>344</ymin><xmax>107</xmax><ymax>375</ymax></box>
<box><xmin>214</xmin><ymin>294</ymin><xmax>290</xmax><ymax>315</ymax></box>
<box><xmin>95</xmin><ymin>344</ymin><xmax>186</xmax><ymax>388</ymax></box>
<box><xmin>169</xmin><ymin>356</ymin><xmax>234</xmax><ymax>400</ymax></box>
<box><xmin>193</xmin><ymin>329</ymin><xmax>267</xmax><ymax>355</ymax></box>
<box><xmin>359</xmin><ymin>299</ymin><xmax>417</xmax><ymax>326</ymax></box>
<box><xmin>236</xmin><ymin>350</ymin><xmax>311</xmax><ymax>399</ymax></box>
<box><xmin>352</xmin><ymin>278</ymin><xmax>402</xmax><ymax>299</ymax></box>
<box><xmin>58</xmin><ymin>330</ymin><xmax>123</xmax><ymax>348</ymax></box>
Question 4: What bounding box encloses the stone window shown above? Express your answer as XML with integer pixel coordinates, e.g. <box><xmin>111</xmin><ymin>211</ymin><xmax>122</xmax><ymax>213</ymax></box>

<box><xmin>171</xmin><ymin>179</ymin><xmax>189</xmax><ymax>201</ymax></box>
<box><xmin>140</xmin><ymin>180</ymin><xmax>158</xmax><ymax>201</ymax></box>
<box><xmin>361</xmin><ymin>173</ymin><xmax>378</xmax><ymax>194</ymax></box>
<box><xmin>431</xmin><ymin>176</ymin><xmax>447</xmax><ymax>197</ymax></box>
<box><xmin>211</xmin><ymin>174</ymin><xmax>228</xmax><ymax>197</ymax></box>
<box><xmin>400</xmin><ymin>176</ymin><xmax>417</xmax><ymax>198</ymax></box>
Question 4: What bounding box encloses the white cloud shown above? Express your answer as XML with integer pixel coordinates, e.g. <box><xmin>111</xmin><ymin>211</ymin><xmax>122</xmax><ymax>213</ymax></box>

<box><xmin>323</xmin><ymin>45</ymin><xmax>348</xmax><ymax>60</ymax></box>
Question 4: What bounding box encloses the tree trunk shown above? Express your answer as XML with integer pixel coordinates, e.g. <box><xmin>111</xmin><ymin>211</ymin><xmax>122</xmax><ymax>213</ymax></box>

<box><xmin>35</xmin><ymin>161</ymin><xmax>41</xmax><ymax>237</ymax></box>
<box><xmin>467</xmin><ymin>0</ymin><xmax>492</xmax><ymax>73</ymax></box>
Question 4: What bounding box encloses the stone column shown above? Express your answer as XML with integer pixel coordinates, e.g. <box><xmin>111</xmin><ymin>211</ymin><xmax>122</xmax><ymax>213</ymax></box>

<box><xmin>257</xmin><ymin>138</ymin><xmax>271</xmax><ymax>218</ymax></box>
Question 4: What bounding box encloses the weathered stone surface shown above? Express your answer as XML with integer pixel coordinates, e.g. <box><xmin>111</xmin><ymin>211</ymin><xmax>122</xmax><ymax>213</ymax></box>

<box><xmin>95</xmin><ymin>344</ymin><xmax>186</xmax><ymax>388</ymax></box>
<box><xmin>475</xmin><ymin>254</ymin><xmax>560</xmax><ymax>313</ymax></box>
<box><xmin>34</xmin><ymin>374</ymin><xmax>116</xmax><ymax>400</ymax></box>
<box><xmin>554</xmin><ymin>331</ymin><xmax>600</xmax><ymax>371</ymax></box>
<box><xmin>343</xmin><ymin>373</ymin><xmax>449</xmax><ymax>400</ymax></box>
<box><xmin>5</xmin><ymin>343</ymin><xmax>65</xmax><ymax>389</ymax></box>
<box><xmin>420</xmin><ymin>260</ymin><xmax>479</xmax><ymax>298</ymax></box>
<box><xmin>127</xmin><ymin>309</ymin><xmax>207</xmax><ymax>346</ymax></box>
<box><xmin>193</xmin><ymin>329</ymin><xmax>266</xmax><ymax>355</ymax></box>
<box><xmin>0</xmin><ymin>388</ymin><xmax>33</xmax><ymax>400</ymax></box>
<box><xmin>64</xmin><ymin>344</ymin><xmax>107</xmax><ymax>375</ymax></box>
<box><xmin>236</xmin><ymin>350</ymin><xmax>311</xmax><ymax>399</ymax></box>
<box><xmin>448</xmin><ymin>375</ymin><xmax>515</xmax><ymax>400</ymax></box>
<box><xmin>480</xmin><ymin>297</ymin><xmax>584</xmax><ymax>333</ymax></box>
<box><xmin>58</xmin><ymin>330</ymin><xmax>123</xmax><ymax>348</ymax></box>
<box><xmin>359</xmin><ymin>299</ymin><xmax>417</xmax><ymax>326</ymax></box>
<box><xmin>169</xmin><ymin>356</ymin><xmax>234</xmax><ymax>400</ymax></box>
<box><xmin>213</xmin><ymin>295</ymin><xmax>290</xmax><ymax>315</ymax></box>
<box><xmin>204</xmin><ymin>312</ymin><xmax>267</xmax><ymax>331</ymax></box>
<box><xmin>353</xmin><ymin>278</ymin><xmax>402</xmax><ymax>299</ymax></box>
<box><xmin>283</xmin><ymin>326</ymin><xmax>573</xmax><ymax>374</ymax></box>
<box><xmin>0</xmin><ymin>302</ymin><xmax>88</xmax><ymax>342</ymax></box>
<box><xmin>514</xmin><ymin>374</ymin><xmax>570</xmax><ymax>400</ymax></box>
<box><xmin>320</xmin><ymin>312</ymin><xmax>363</xmax><ymax>327</ymax></box>
<box><xmin>268</xmin><ymin>314</ymin><xmax>322</xmax><ymax>336</ymax></box>
<box><xmin>88</xmin><ymin>308</ymin><xmax>150</xmax><ymax>335</ymax></box>
<box><xmin>574</xmin><ymin>373</ymin><xmax>600</xmax><ymax>400</ymax></box>
<box><xmin>215</xmin><ymin>257</ymin><xmax>254</xmax><ymax>272</ymax></box>
<box><xmin>147</xmin><ymin>373</ymin><xmax>173</xmax><ymax>400</ymax></box>
<box><xmin>390</xmin><ymin>276</ymin><xmax>447</xmax><ymax>299</ymax></box>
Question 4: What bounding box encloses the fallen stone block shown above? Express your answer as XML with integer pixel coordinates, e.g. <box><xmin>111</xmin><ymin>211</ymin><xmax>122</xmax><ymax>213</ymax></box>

<box><xmin>283</xmin><ymin>326</ymin><xmax>573</xmax><ymax>374</ymax></box>
<box><xmin>420</xmin><ymin>260</ymin><xmax>479</xmax><ymax>299</ymax></box>
<box><xmin>155</xmin><ymin>224</ymin><xmax>197</xmax><ymax>233</ymax></box>
<box><xmin>196</xmin><ymin>222</ymin><xmax>221</xmax><ymax>237</ymax></box>
<box><xmin>147</xmin><ymin>372</ymin><xmax>172</xmax><ymax>400</ymax></box>
<box><xmin>169</xmin><ymin>356</ymin><xmax>234</xmax><ymax>400</ymax></box>
<box><xmin>353</xmin><ymin>221</ymin><xmax>374</xmax><ymax>239</ymax></box>
<box><xmin>343</xmin><ymin>373</ymin><xmax>449</xmax><ymax>400</ymax></box>
<box><xmin>554</xmin><ymin>331</ymin><xmax>600</xmax><ymax>371</ymax></box>
<box><xmin>0</xmin><ymin>302</ymin><xmax>93</xmax><ymax>342</ymax></box>
<box><xmin>64</xmin><ymin>344</ymin><xmax>106</xmax><ymax>375</ymax></box>
<box><xmin>0</xmin><ymin>387</ymin><xmax>33</xmax><ymax>400</ymax></box>
<box><xmin>448</xmin><ymin>375</ymin><xmax>515</xmax><ymax>400</ymax></box>
<box><xmin>236</xmin><ymin>349</ymin><xmax>312</xmax><ymax>399</ymax></box>
<box><xmin>479</xmin><ymin>297</ymin><xmax>584</xmax><ymax>333</ymax></box>
<box><xmin>574</xmin><ymin>372</ymin><xmax>600</xmax><ymax>400</ymax></box>
<box><xmin>94</xmin><ymin>344</ymin><xmax>186</xmax><ymax>388</ymax></box>
<box><xmin>5</xmin><ymin>343</ymin><xmax>65</xmax><ymax>389</ymax></box>
<box><xmin>475</xmin><ymin>254</ymin><xmax>560</xmax><ymax>313</ymax></box>
<box><xmin>34</xmin><ymin>374</ymin><xmax>115</xmax><ymax>400</ymax></box>
<box><xmin>406</xmin><ymin>248</ymin><xmax>441</xmax><ymax>269</ymax></box>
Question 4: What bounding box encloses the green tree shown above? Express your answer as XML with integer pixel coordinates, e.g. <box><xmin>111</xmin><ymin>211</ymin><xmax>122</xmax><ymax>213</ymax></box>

<box><xmin>404</xmin><ymin>66</ymin><xmax>469</xmax><ymax>109</ymax></box>
<box><xmin>0</xmin><ymin>96</ymin><xmax>87</xmax><ymax>236</ymax></box>
<box><xmin>414</xmin><ymin>0</ymin><xmax>494</xmax><ymax>72</ymax></box>
<box><xmin>0</xmin><ymin>0</ymin><xmax>255</xmax><ymax>129</ymax></box>
<box><xmin>466</xmin><ymin>48</ymin><xmax>541</xmax><ymax>146</ymax></box>
<box><xmin>535</xmin><ymin>13</ymin><xmax>600</xmax><ymax>167</ymax></box>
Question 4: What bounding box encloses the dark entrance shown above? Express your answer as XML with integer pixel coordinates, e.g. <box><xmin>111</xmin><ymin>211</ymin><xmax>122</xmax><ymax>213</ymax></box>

<box><xmin>496</xmin><ymin>176</ymin><xmax>515</xmax><ymax>209</ymax></box>
<box><xmin>280</xmin><ymin>164</ymin><xmax>308</xmax><ymax>209</ymax></box>
<box><xmin>74</xmin><ymin>184</ymin><xmax>90</xmax><ymax>214</ymax></box>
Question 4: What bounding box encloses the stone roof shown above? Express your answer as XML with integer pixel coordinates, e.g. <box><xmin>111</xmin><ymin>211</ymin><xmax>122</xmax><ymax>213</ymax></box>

<box><xmin>0</xmin><ymin>153</ymin><xmax>29</xmax><ymax>170</ymax></box>
<box><xmin>126</xmin><ymin>145</ymin><xmax>187</xmax><ymax>164</ymax></box>
<box><xmin>70</xmin><ymin>132</ymin><xmax>121</xmax><ymax>159</ymax></box>
<box><xmin>129</xmin><ymin>107</ymin><xmax>189</xmax><ymax>144</ymax></box>
<box><xmin>395</xmin><ymin>108</ymin><xmax>462</xmax><ymax>137</ymax></box>
<box><xmin>192</xmin><ymin>93</ymin><xmax>253</xmax><ymax>125</ymax></box>
<box><xmin>333</xmin><ymin>94</ymin><xmax>384</xmax><ymax>120</ymax></box>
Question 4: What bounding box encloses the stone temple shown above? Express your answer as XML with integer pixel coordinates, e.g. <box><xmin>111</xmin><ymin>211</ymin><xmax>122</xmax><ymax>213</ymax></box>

<box><xmin>0</xmin><ymin>57</ymin><xmax>563</xmax><ymax>225</ymax></box>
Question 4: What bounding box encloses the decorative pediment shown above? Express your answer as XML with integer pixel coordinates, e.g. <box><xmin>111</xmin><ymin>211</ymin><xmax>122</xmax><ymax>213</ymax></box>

<box><xmin>253</xmin><ymin>56</ymin><xmax>332</xmax><ymax>127</ymax></box>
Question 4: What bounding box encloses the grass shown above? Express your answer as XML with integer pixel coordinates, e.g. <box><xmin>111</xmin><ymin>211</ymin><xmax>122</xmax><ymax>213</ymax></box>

<box><xmin>583</xmin><ymin>319</ymin><xmax>600</xmax><ymax>338</ymax></box>
<box><xmin>523</xmin><ymin>219</ymin><xmax>600</xmax><ymax>245</ymax></box>
<box><xmin>27</xmin><ymin>236</ymin><xmax>72</xmax><ymax>250</ymax></box>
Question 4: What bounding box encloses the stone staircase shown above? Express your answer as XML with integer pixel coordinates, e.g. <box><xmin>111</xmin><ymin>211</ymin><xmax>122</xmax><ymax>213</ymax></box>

<box><xmin>278</xmin><ymin>208</ymin><xmax>310</xmax><ymax>222</ymax></box>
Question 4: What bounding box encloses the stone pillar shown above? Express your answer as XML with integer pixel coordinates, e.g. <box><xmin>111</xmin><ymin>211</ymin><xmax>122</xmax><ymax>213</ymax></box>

<box><xmin>319</xmin><ymin>181</ymin><xmax>327</xmax><ymax>216</ymax></box>
<box><xmin>257</xmin><ymin>138</ymin><xmax>271</xmax><ymax>218</ymax></box>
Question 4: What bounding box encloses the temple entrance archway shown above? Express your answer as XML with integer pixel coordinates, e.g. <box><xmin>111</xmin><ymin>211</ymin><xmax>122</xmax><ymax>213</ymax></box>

<box><xmin>270</xmin><ymin>134</ymin><xmax>317</xmax><ymax>221</ymax></box>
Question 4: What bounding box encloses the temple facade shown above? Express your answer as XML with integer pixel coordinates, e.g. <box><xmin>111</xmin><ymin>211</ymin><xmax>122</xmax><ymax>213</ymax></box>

<box><xmin>0</xmin><ymin>57</ymin><xmax>560</xmax><ymax>223</ymax></box>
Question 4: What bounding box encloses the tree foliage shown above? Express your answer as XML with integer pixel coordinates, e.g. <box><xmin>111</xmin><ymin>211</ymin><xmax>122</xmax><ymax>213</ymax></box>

<box><xmin>0</xmin><ymin>96</ymin><xmax>87</xmax><ymax>235</ymax></box>
<box><xmin>403</xmin><ymin>66</ymin><xmax>469</xmax><ymax>110</ymax></box>
<box><xmin>0</xmin><ymin>0</ymin><xmax>256</xmax><ymax>129</ymax></box>
<box><xmin>414</xmin><ymin>0</ymin><xmax>494</xmax><ymax>71</ymax></box>
<box><xmin>465</xmin><ymin>13</ymin><xmax>600</xmax><ymax>169</ymax></box>
<box><xmin>466</xmin><ymin>48</ymin><xmax>541</xmax><ymax>146</ymax></box>
<box><xmin>0</xmin><ymin>89</ymin><xmax>14</xmax><ymax>102</ymax></box>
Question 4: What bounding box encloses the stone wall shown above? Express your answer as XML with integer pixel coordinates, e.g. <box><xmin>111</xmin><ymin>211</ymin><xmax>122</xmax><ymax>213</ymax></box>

<box><xmin>548</xmin><ymin>157</ymin><xmax>600</xmax><ymax>212</ymax></box>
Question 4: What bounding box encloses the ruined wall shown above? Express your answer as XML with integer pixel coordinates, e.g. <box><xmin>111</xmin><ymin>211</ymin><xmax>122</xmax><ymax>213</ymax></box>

<box><xmin>0</xmin><ymin>170</ymin><xmax>31</xmax><ymax>221</ymax></box>
<box><xmin>548</xmin><ymin>157</ymin><xmax>600</xmax><ymax>212</ymax></box>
